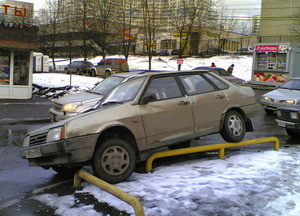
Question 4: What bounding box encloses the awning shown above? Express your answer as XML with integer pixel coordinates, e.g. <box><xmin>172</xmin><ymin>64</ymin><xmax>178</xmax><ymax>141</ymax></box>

<box><xmin>0</xmin><ymin>39</ymin><xmax>38</xmax><ymax>50</ymax></box>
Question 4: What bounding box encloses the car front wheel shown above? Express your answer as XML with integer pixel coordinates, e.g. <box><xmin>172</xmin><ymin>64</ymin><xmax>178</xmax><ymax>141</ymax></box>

<box><xmin>92</xmin><ymin>138</ymin><xmax>136</xmax><ymax>184</ymax></box>
<box><xmin>286</xmin><ymin>128</ymin><xmax>300</xmax><ymax>139</ymax></box>
<box><xmin>220</xmin><ymin>110</ymin><xmax>246</xmax><ymax>142</ymax></box>
<box><xmin>91</xmin><ymin>69</ymin><xmax>96</xmax><ymax>77</ymax></box>
<box><xmin>105</xmin><ymin>70</ymin><xmax>111</xmax><ymax>78</ymax></box>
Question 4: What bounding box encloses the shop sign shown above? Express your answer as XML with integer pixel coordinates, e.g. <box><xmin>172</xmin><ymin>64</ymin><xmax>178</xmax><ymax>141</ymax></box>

<box><xmin>253</xmin><ymin>72</ymin><xmax>288</xmax><ymax>83</ymax></box>
<box><xmin>177</xmin><ymin>58</ymin><xmax>184</xmax><ymax>64</ymax></box>
<box><xmin>255</xmin><ymin>45</ymin><xmax>289</xmax><ymax>53</ymax></box>
<box><xmin>0</xmin><ymin>0</ymin><xmax>33</xmax><ymax>24</ymax></box>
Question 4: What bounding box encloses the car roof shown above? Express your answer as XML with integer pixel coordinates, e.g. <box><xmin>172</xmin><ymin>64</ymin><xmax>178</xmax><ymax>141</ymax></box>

<box><xmin>193</xmin><ymin>66</ymin><xmax>225</xmax><ymax>70</ymax></box>
<box><xmin>113</xmin><ymin>69</ymin><xmax>211</xmax><ymax>78</ymax></box>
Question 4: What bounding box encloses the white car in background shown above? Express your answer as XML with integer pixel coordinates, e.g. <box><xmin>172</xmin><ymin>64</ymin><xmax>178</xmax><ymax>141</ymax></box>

<box><xmin>260</xmin><ymin>78</ymin><xmax>300</xmax><ymax>114</ymax></box>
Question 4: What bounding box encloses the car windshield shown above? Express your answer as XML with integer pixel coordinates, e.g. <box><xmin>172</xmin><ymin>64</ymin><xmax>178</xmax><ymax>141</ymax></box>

<box><xmin>279</xmin><ymin>79</ymin><xmax>300</xmax><ymax>90</ymax></box>
<box><xmin>101</xmin><ymin>77</ymin><xmax>146</xmax><ymax>106</ymax></box>
<box><xmin>90</xmin><ymin>76</ymin><xmax>125</xmax><ymax>95</ymax></box>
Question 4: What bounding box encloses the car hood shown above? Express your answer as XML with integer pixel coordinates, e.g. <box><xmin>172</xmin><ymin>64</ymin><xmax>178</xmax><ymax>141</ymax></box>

<box><xmin>54</xmin><ymin>91</ymin><xmax>103</xmax><ymax>105</ymax></box>
<box><xmin>264</xmin><ymin>88</ymin><xmax>300</xmax><ymax>100</ymax></box>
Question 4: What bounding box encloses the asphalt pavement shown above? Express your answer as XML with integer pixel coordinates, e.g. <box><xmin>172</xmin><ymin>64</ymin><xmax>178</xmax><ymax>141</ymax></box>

<box><xmin>0</xmin><ymin>97</ymin><xmax>52</xmax><ymax>124</ymax></box>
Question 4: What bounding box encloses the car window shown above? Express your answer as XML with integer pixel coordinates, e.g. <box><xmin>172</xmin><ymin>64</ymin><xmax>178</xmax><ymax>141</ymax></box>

<box><xmin>179</xmin><ymin>74</ymin><xmax>215</xmax><ymax>95</ymax></box>
<box><xmin>102</xmin><ymin>77</ymin><xmax>146</xmax><ymax>105</ymax></box>
<box><xmin>143</xmin><ymin>76</ymin><xmax>183</xmax><ymax>101</ymax></box>
<box><xmin>204</xmin><ymin>73</ymin><xmax>229</xmax><ymax>90</ymax></box>
<box><xmin>90</xmin><ymin>76</ymin><xmax>125</xmax><ymax>95</ymax></box>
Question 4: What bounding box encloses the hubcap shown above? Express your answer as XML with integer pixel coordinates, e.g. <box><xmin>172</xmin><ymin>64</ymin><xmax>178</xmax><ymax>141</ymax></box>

<box><xmin>101</xmin><ymin>146</ymin><xmax>130</xmax><ymax>176</ymax></box>
<box><xmin>228</xmin><ymin>115</ymin><xmax>243</xmax><ymax>136</ymax></box>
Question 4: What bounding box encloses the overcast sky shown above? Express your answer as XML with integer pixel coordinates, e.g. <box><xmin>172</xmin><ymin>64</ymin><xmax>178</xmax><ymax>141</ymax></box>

<box><xmin>23</xmin><ymin>0</ymin><xmax>261</xmax><ymax>17</ymax></box>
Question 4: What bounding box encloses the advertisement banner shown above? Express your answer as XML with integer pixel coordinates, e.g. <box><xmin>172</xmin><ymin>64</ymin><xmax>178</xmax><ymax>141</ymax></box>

<box><xmin>253</xmin><ymin>72</ymin><xmax>288</xmax><ymax>83</ymax></box>
<box><xmin>255</xmin><ymin>45</ymin><xmax>289</xmax><ymax>53</ymax></box>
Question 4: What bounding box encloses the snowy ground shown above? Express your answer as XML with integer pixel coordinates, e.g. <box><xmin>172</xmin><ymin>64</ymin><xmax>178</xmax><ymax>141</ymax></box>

<box><xmin>31</xmin><ymin>55</ymin><xmax>300</xmax><ymax>216</ymax></box>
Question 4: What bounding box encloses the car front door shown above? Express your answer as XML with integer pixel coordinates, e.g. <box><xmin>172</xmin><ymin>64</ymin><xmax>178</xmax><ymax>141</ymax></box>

<box><xmin>178</xmin><ymin>73</ymin><xmax>228</xmax><ymax>135</ymax></box>
<box><xmin>139</xmin><ymin>76</ymin><xmax>195</xmax><ymax>148</ymax></box>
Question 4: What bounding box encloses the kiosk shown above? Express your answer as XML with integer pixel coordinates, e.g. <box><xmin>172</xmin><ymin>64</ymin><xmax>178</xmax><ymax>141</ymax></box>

<box><xmin>251</xmin><ymin>43</ymin><xmax>300</xmax><ymax>86</ymax></box>
<box><xmin>0</xmin><ymin>0</ymin><xmax>38</xmax><ymax>99</ymax></box>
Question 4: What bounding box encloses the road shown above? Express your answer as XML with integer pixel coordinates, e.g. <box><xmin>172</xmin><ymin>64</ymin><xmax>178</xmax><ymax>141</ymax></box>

<box><xmin>0</xmin><ymin>88</ymin><xmax>298</xmax><ymax>215</ymax></box>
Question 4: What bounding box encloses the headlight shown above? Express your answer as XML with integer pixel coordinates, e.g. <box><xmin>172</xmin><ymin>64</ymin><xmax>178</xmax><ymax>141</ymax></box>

<box><xmin>276</xmin><ymin>110</ymin><xmax>281</xmax><ymax>117</ymax></box>
<box><xmin>262</xmin><ymin>96</ymin><xmax>271</xmax><ymax>101</ymax></box>
<box><xmin>23</xmin><ymin>135</ymin><xmax>30</xmax><ymax>147</ymax></box>
<box><xmin>284</xmin><ymin>100</ymin><xmax>295</xmax><ymax>104</ymax></box>
<box><xmin>62</xmin><ymin>102</ymin><xmax>82</xmax><ymax>112</ymax></box>
<box><xmin>290</xmin><ymin>112</ymin><xmax>299</xmax><ymax>120</ymax></box>
<box><xmin>46</xmin><ymin>126</ymin><xmax>65</xmax><ymax>142</ymax></box>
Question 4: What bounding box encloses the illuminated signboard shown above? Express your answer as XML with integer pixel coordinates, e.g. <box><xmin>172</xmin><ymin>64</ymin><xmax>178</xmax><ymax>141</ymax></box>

<box><xmin>0</xmin><ymin>0</ymin><xmax>33</xmax><ymax>24</ymax></box>
<box><xmin>255</xmin><ymin>45</ymin><xmax>289</xmax><ymax>53</ymax></box>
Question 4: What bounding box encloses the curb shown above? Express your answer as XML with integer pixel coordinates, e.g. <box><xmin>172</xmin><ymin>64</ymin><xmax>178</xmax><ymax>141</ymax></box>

<box><xmin>0</xmin><ymin>118</ymin><xmax>51</xmax><ymax>125</ymax></box>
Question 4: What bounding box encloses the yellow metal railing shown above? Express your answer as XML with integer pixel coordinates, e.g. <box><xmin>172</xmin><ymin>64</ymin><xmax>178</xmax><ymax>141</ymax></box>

<box><xmin>146</xmin><ymin>137</ymin><xmax>280</xmax><ymax>172</ymax></box>
<box><xmin>74</xmin><ymin>170</ymin><xmax>145</xmax><ymax>216</ymax></box>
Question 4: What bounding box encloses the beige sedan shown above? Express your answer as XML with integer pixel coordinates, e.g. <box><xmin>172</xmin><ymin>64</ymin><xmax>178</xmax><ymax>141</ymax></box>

<box><xmin>20</xmin><ymin>70</ymin><xmax>260</xmax><ymax>183</ymax></box>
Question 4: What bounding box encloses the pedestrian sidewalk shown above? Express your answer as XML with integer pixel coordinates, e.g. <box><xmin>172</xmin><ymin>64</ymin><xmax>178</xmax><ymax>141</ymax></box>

<box><xmin>0</xmin><ymin>97</ymin><xmax>52</xmax><ymax>124</ymax></box>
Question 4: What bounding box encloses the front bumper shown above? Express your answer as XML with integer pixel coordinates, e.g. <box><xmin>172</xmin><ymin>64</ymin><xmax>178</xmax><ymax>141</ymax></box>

<box><xmin>276</xmin><ymin>119</ymin><xmax>300</xmax><ymax>130</ymax></box>
<box><xmin>49</xmin><ymin>107</ymin><xmax>78</xmax><ymax>122</ymax></box>
<box><xmin>19</xmin><ymin>134</ymin><xmax>99</xmax><ymax>166</ymax></box>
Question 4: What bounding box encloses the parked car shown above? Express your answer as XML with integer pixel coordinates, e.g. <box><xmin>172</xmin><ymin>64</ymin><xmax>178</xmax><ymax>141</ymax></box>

<box><xmin>64</xmin><ymin>61</ymin><xmax>94</xmax><ymax>75</ymax></box>
<box><xmin>260</xmin><ymin>78</ymin><xmax>300</xmax><ymax>114</ymax></box>
<box><xmin>49</xmin><ymin>72</ymin><xmax>144</xmax><ymax>122</ymax></box>
<box><xmin>276</xmin><ymin>105</ymin><xmax>300</xmax><ymax>138</ymax></box>
<box><xmin>158</xmin><ymin>50</ymin><xmax>169</xmax><ymax>56</ymax></box>
<box><xmin>20</xmin><ymin>70</ymin><xmax>260</xmax><ymax>183</ymax></box>
<box><xmin>193</xmin><ymin>66</ymin><xmax>246</xmax><ymax>85</ymax></box>
<box><xmin>92</xmin><ymin>58</ymin><xmax>129</xmax><ymax>78</ymax></box>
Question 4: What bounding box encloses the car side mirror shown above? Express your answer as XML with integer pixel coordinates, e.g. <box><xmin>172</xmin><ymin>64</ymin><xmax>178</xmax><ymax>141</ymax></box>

<box><xmin>141</xmin><ymin>94</ymin><xmax>157</xmax><ymax>104</ymax></box>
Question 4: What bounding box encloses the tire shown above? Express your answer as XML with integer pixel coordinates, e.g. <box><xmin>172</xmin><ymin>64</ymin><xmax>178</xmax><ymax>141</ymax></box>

<box><xmin>265</xmin><ymin>108</ymin><xmax>274</xmax><ymax>114</ymax></box>
<box><xmin>65</xmin><ymin>69</ymin><xmax>69</xmax><ymax>74</ymax></box>
<box><xmin>76</xmin><ymin>69</ymin><xmax>81</xmax><ymax>75</ymax></box>
<box><xmin>105</xmin><ymin>70</ymin><xmax>111</xmax><ymax>78</ymax></box>
<box><xmin>92</xmin><ymin>138</ymin><xmax>136</xmax><ymax>184</ymax></box>
<box><xmin>52</xmin><ymin>165</ymin><xmax>82</xmax><ymax>175</ymax></box>
<box><xmin>220</xmin><ymin>110</ymin><xmax>246</xmax><ymax>142</ymax></box>
<box><xmin>91</xmin><ymin>69</ymin><xmax>96</xmax><ymax>77</ymax></box>
<box><xmin>168</xmin><ymin>141</ymin><xmax>191</xmax><ymax>150</ymax></box>
<box><xmin>286</xmin><ymin>128</ymin><xmax>300</xmax><ymax>139</ymax></box>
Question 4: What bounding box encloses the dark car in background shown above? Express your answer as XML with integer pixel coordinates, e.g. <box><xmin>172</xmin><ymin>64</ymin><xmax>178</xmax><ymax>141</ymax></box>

<box><xmin>193</xmin><ymin>66</ymin><xmax>246</xmax><ymax>85</ymax></box>
<box><xmin>171</xmin><ymin>49</ymin><xmax>180</xmax><ymax>55</ymax></box>
<box><xmin>276</xmin><ymin>106</ymin><xmax>300</xmax><ymax>138</ymax></box>
<box><xmin>64</xmin><ymin>61</ymin><xmax>94</xmax><ymax>75</ymax></box>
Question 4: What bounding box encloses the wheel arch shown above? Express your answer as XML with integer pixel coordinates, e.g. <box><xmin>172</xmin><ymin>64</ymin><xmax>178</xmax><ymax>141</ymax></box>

<box><xmin>94</xmin><ymin>126</ymin><xmax>141</xmax><ymax>160</ymax></box>
<box><xmin>220</xmin><ymin>107</ymin><xmax>253</xmax><ymax>132</ymax></box>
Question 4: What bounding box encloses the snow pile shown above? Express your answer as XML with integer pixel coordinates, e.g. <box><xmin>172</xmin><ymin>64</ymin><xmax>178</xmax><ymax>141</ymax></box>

<box><xmin>34</xmin><ymin>146</ymin><xmax>300</xmax><ymax>216</ymax></box>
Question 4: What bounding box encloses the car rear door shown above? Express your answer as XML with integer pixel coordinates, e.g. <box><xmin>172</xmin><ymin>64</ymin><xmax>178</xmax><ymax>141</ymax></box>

<box><xmin>139</xmin><ymin>75</ymin><xmax>195</xmax><ymax>148</ymax></box>
<box><xmin>178</xmin><ymin>73</ymin><xmax>229</xmax><ymax>134</ymax></box>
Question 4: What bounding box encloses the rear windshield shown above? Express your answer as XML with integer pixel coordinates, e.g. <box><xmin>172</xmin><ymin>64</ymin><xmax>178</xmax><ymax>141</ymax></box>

<box><xmin>90</xmin><ymin>76</ymin><xmax>125</xmax><ymax>95</ymax></box>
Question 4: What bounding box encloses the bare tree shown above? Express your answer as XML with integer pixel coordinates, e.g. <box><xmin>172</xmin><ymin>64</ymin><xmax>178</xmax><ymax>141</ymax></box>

<box><xmin>140</xmin><ymin>0</ymin><xmax>162</xmax><ymax>70</ymax></box>
<box><xmin>35</xmin><ymin>0</ymin><xmax>63</xmax><ymax>70</ymax></box>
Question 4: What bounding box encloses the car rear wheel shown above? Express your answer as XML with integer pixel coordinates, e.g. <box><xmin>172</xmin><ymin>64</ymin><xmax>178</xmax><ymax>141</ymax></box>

<box><xmin>65</xmin><ymin>69</ymin><xmax>69</xmax><ymax>74</ymax></box>
<box><xmin>105</xmin><ymin>70</ymin><xmax>111</xmax><ymax>78</ymax></box>
<box><xmin>92</xmin><ymin>138</ymin><xmax>136</xmax><ymax>184</ymax></box>
<box><xmin>52</xmin><ymin>165</ymin><xmax>82</xmax><ymax>175</ymax></box>
<box><xmin>221</xmin><ymin>110</ymin><xmax>246</xmax><ymax>142</ymax></box>
<box><xmin>77</xmin><ymin>69</ymin><xmax>81</xmax><ymax>75</ymax></box>
<box><xmin>286</xmin><ymin>128</ymin><xmax>300</xmax><ymax>139</ymax></box>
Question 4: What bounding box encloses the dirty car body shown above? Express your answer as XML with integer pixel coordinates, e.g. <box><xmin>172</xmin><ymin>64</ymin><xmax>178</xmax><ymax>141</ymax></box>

<box><xmin>20</xmin><ymin>70</ymin><xmax>260</xmax><ymax>183</ymax></box>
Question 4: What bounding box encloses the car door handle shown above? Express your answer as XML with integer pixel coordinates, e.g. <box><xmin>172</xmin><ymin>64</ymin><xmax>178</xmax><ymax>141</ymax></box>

<box><xmin>216</xmin><ymin>95</ymin><xmax>225</xmax><ymax>99</ymax></box>
<box><xmin>178</xmin><ymin>100</ymin><xmax>190</xmax><ymax>105</ymax></box>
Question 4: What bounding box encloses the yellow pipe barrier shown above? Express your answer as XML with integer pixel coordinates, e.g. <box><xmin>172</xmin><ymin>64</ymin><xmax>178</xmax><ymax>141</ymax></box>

<box><xmin>146</xmin><ymin>137</ymin><xmax>280</xmax><ymax>172</ymax></box>
<box><xmin>74</xmin><ymin>170</ymin><xmax>145</xmax><ymax>216</ymax></box>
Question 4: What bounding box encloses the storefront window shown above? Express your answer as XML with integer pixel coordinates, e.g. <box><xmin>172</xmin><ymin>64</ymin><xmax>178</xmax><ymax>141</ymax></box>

<box><xmin>14</xmin><ymin>51</ymin><xmax>30</xmax><ymax>86</ymax></box>
<box><xmin>0</xmin><ymin>49</ymin><xmax>10</xmax><ymax>85</ymax></box>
